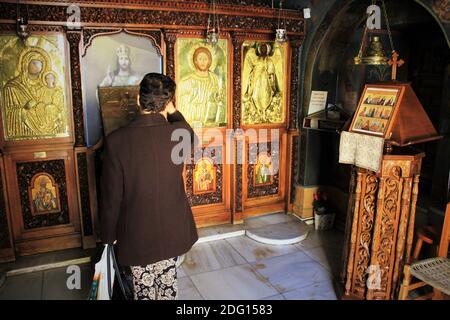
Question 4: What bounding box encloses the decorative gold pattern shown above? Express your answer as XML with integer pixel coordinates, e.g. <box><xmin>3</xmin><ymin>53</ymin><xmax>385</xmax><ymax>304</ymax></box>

<box><xmin>241</xmin><ymin>41</ymin><xmax>286</xmax><ymax>125</ymax></box>
<box><xmin>0</xmin><ymin>34</ymin><xmax>70</xmax><ymax>141</ymax></box>
<box><xmin>176</xmin><ymin>37</ymin><xmax>228</xmax><ymax>127</ymax></box>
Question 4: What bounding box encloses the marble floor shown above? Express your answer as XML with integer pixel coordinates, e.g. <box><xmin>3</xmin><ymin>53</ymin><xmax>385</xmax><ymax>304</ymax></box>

<box><xmin>0</xmin><ymin>213</ymin><xmax>345</xmax><ymax>300</ymax></box>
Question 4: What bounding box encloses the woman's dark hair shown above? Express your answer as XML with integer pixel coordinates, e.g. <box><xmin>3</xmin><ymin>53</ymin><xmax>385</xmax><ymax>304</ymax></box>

<box><xmin>139</xmin><ymin>73</ymin><xmax>176</xmax><ymax>112</ymax></box>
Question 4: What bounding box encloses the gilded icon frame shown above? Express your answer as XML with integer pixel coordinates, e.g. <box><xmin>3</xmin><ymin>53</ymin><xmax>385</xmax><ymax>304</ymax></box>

<box><xmin>253</xmin><ymin>151</ymin><xmax>274</xmax><ymax>187</ymax></box>
<box><xmin>193</xmin><ymin>157</ymin><xmax>217</xmax><ymax>195</ymax></box>
<box><xmin>174</xmin><ymin>34</ymin><xmax>232</xmax><ymax>129</ymax></box>
<box><xmin>0</xmin><ymin>31</ymin><xmax>74</xmax><ymax>147</ymax></box>
<box><xmin>241</xmin><ymin>40</ymin><xmax>289</xmax><ymax>127</ymax></box>
<box><xmin>28</xmin><ymin>173</ymin><xmax>61</xmax><ymax>216</ymax></box>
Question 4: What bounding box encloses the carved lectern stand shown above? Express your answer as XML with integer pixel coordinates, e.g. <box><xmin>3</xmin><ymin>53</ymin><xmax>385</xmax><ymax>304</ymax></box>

<box><xmin>341</xmin><ymin>83</ymin><xmax>441</xmax><ymax>300</ymax></box>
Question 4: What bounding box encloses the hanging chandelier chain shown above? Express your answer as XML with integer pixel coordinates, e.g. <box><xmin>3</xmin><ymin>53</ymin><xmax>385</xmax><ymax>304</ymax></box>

<box><xmin>206</xmin><ymin>0</ymin><xmax>219</xmax><ymax>45</ymax></box>
<box><xmin>277</xmin><ymin>0</ymin><xmax>283</xmax><ymax>30</ymax></box>
<box><xmin>16</xmin><ymin>0</ymin><xmax>21</xmax><ymax>21</ymax></box>
<box><xmin>213</xmin><ymin>0</ymin><xmax>216</xmax><ymax>30</ymax></box>
<box><xmin>381</xmin><ymin>0</ymin><xmax>395</xmax><ymax>52</ymax></box>
<box><xmin>356</xmin><ymin>2</ymin><xmax>373</xmax><ymax>60</ymax></box>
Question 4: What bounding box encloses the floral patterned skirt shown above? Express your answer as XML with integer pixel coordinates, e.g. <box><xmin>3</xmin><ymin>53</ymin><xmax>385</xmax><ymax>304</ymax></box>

<box><xmin>130</xmin><ymin>257</ymin><xmax>178</xmax><ymax>300</ymax></box>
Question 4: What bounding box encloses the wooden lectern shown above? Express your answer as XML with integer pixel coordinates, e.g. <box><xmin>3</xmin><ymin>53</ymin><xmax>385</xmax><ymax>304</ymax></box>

<box><xmin>341</xmin><ymin>83</ymin><xmax>441</xmax><ymax>300</ymax></box>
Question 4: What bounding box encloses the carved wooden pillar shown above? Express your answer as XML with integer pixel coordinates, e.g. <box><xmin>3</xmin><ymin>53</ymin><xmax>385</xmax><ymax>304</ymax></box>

<box><xmin>343</xmin><ymin>153</ymin><xmax>424</xmax><ymax>300</ymax></box>
<box><xmin>231</xmin><ymin>33</ymin><xmax>246</xmax><ymax>221</ymax></box>
<box><xmin>288</xmin><ymin>38</ymin><xmax>302</xmax><ymax>131</ymax></box>
<box><xmin>163</xmin><ymin>30</ymin><xmax>177</xmax><ymax>80</ymax></box>
<box><xmin>367</xmin><ymin>166</ymin><xmax>403</xmax><ymax>300</ymax></box>
<box><xmin>347</xmin><ymin>169</ymin><xmax>378</xmax><ymax>299</ymax></box>
<box><xmin>67</xmin><ymin>30</ymin><xmax>86</xmax><ymax>147</ymax></box>
<box><xmin>286</xmin><ymin>37</ymin><xmax>302</xmax><ymax>211</ymax></box>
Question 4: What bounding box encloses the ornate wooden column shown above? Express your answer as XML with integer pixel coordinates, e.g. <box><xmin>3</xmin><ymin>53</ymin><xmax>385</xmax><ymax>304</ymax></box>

<box><xmin>67</xmin><ymin>29</ymin><xmax>97</xmax><ymax>249</ymax></box>
<box><xmin>288</xmin><ymin>37</ymin><xmax>302</xmax><ymax>131</ymax></box>
<box><xmin>343</xmin><ymin>153</ymin><xmax>424</xmax><ymax>300</ymax></box>
<box><xmin>286</xmin><ymin>37</ymin><xmax>302</xmax><ymax>210</ymax></box>
<box><xmin>67</xmin><ymin>30</ymin><xmax>86</xmax><ymax>147</ymax></box>
<box><xmin>231</xmin><ymin>32</ymin><xmax>246</xmax><ymax>223</ymax></box>
<box><xmin>163</xmin><ymin>30</ymin><xmax>178</xmax><ymax>81</ymax></box>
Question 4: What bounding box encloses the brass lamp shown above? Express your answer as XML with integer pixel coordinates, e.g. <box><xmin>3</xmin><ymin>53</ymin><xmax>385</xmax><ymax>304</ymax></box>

<box><xmin>354</xmin><ymin>35</ymin><xmax>389</xmax><ymax>65</ymax></box>
<box><xmin>354</xmin><ymin>0</ymin><xmax>404</xmax><ymax>77</ymax></box>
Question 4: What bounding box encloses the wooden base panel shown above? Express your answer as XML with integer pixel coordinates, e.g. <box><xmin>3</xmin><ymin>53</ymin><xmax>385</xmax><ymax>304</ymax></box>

<box><xmin>243</xmin><ymin>202</ymin><xmax>285</xmax><ymax>219</ymax></box>
<box><xmin>0</xmin><ymin>248</ymin><xmax>15</xmax><ymax>263</ymax></box>
<box><xmin>14</xmin><ymin>233</ymin><xmax>82</xmax><ymax>256</ymax></box>
<box><xmin>193</xmin><ymin>209</ymin><xmax>232</xmax><ymax>228</ymax></box>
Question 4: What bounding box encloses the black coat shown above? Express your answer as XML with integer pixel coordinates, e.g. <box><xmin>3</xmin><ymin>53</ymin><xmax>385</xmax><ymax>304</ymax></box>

<box><xmin>100</xmin><ymin>111</ymin><xmax>198</xmax><ymax>266</ymax></box>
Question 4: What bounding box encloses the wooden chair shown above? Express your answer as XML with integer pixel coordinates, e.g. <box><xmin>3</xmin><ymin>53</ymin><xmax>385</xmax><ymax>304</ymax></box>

<box><xmin>399</xmin><ymin>202</ymin><xmax>450</xmax><ymax>300</ymax></box>
<box><xmin>412</xmin><ymin>225</ymin><xmax>440</xmax><ymax>262</ymax></box>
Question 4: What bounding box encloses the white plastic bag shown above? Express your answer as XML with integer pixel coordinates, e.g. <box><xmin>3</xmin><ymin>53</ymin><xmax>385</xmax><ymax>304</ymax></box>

<box><xmin>89</xmin><ymin>245</ymin><xmax>115</xmax><ymax>300</ymax></box>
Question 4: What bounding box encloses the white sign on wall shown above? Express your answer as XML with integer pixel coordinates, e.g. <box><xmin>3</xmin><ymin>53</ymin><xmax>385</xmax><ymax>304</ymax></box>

<box><xmin>308</xmin><ymin>91</ymin><xmax>328</xmax><ymax>115</ymax></box>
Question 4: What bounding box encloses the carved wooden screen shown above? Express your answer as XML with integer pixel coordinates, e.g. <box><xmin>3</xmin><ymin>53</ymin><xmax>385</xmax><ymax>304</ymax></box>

<box><xmin>0</xmin><ymin>1</ymin><xmax>304</xmax><ymax>259</ymax></box>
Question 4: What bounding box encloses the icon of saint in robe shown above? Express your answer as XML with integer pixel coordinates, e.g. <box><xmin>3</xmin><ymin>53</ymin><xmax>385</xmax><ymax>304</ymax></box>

<box><xmin>178</xmin><ymin>46</ymin><xmax>224</xmax><ymax>126</ymax></box>
<box><xmin>254</xmin><ymin>153</ymin><xmax>273</xmax><ymax>185</ymax></box>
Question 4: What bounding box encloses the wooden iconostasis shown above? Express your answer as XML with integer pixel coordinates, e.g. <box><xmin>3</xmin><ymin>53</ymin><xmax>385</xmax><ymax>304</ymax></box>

<box><xmin>0</xmin><ymin>0</ymin><xmax>304</xmax><ymax>261</ymax></box>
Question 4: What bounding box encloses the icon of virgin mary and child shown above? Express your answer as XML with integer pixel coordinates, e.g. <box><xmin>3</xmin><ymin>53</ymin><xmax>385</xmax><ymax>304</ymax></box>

<box><xmin>1</xmin><ymin>46</ymin><xmax>66</xmax><ymax>139</ymax></box>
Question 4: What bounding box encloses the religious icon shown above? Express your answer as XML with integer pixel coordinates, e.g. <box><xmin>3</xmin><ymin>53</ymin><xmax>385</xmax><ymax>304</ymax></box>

<box><xmin>82</xmin><ymin>31</ymin><xmax>162</xmax><ymax>146</ymax></box>
<box><xmin>176</xmin><ymin>37</ymin><xmax>228</xmax><ymax>127</ymax></box>
<box><xmin>242</xmin><ymin>41</ymin><xmax>286</xmax><ymax>125</ymax></box>
<box><xmin>29</xmin><ymin>173</ymin><xmax>61</xmax><ymax>215</ymax></box>
<box><xmin>193</xmin><ymin>158</ymin><xmax>216</xmax><ymax>194</ymax></box>
<box><xmin>99</xmin><ymin>45</ymin><xmax>143</xmax><ymax>87</ymax></box>
<box><xmin>0</xmin><ymin>34</ymin><xmax>70</xmax><ymax>141</ymax></box>
<box><xmin>350</xmin><ymin>86</ymin><xmax>400</xmax><ymax>137</ymax></box>
<box><xmin>254</xmin><ymin>152</ymin><xmax>273</xmax><ymax>186</ymax></box>
<box><xmin>97</xmin><ymin>86</ymin><xmax>140</xmax><ymax>136</ymax></box>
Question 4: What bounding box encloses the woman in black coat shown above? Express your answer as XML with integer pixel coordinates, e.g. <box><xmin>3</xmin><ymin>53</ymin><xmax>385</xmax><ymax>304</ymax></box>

<box><xmin>100</xmin><ymin>73</ymin><xmax>198</xmax><ymax>300</ymax></box>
